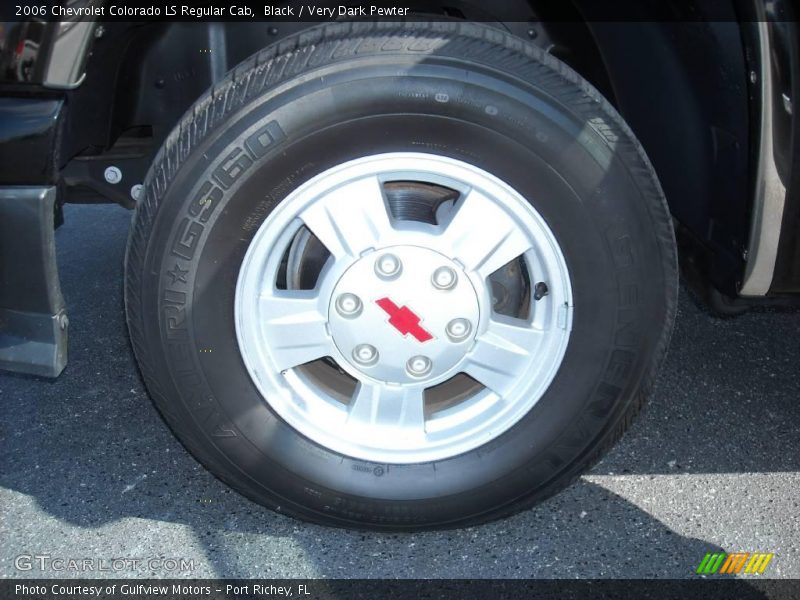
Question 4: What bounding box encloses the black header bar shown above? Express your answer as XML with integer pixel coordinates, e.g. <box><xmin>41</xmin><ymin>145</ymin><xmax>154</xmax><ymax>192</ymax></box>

<box><xmin>0</xmin><ymin>0</ymin><xmax>796</xmax><ymax>23</ymax></box>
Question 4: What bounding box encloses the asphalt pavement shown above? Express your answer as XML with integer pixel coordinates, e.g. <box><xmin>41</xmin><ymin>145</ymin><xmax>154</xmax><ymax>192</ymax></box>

<box><xmin>1</xmin><ymin>203</ymin><xmax>799</xmax><ymax>579</ymax></box>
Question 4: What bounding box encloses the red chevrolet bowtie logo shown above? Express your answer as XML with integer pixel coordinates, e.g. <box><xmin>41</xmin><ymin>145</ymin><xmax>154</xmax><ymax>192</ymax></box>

<box><xmin>375</xmin><ymin>297</ymin><xmax>433</xmax><ymax>343</ymax></box>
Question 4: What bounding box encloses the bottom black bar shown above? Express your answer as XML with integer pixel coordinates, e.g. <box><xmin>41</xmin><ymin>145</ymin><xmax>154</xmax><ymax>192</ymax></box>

<box><xmin>2</xmin><ymin>579</ymin><xmax>799</xmax><ymax>600</ymax></box>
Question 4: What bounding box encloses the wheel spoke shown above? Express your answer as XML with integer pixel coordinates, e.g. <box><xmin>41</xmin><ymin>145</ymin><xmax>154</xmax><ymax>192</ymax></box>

<box><xmin>299</xmin><ymin>175</ymin><xmax>393</xmax><ymax>259</ymax></box>
<box><xmin>462</xmin><ymin>317</ymin><xmax>542</xmax><ymax>394</ymax></box>
<box><xmin>441</xmin><ymin>188</ymin><xmax>532</xmax><ymax>278</ymax></box>
<box><xmin>259</xmin><ymin>291</ymin><xmax>333</xmax><ymax>371</ymax></box>
<box><xmin>347</xmin><ymin>382</ymin><xmax>427</xmax><ymax>439</ymax></box>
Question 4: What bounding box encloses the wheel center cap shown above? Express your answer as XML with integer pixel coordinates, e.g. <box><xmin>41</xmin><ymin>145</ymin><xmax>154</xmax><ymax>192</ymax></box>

<box><xmin>328</xmin><ymin>245</ymin><xmax>480</xmax><ymax>384</ymax></box>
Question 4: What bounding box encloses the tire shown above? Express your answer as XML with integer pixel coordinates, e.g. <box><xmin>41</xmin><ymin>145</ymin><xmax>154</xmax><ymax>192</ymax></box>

<box><xmin>125</xmin><ymin>21</ymin><xmax>678</xmax><ymax>530</ymax></box>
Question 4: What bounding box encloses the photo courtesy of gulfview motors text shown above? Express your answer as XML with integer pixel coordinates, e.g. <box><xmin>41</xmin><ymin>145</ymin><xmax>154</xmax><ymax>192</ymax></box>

<box><xmin>14</xmin><ymin>584</ymin><xmax>310</xmax><ymax>596</ymax></box>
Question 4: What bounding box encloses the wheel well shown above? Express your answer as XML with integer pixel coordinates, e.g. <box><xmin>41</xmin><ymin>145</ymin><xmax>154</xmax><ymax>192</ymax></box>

<box><xmin>61</xmin><ymin>2</ymin><xmax>752</xmax><ymax>294</ymax></box>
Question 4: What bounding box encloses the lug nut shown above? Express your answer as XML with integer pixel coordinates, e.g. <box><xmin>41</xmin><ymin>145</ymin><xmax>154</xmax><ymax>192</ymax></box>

<box><xmin>406</xmin><ymin>355</ymin><xmax>432</xmax><ymax>377</ymax></box>
<box><xmin>375</xmin><ymin>253</ymin><xmax>402</xmax><ymax>279</ymax></box>
<box><xmin>432</xmin><ymin>266</ymin><xmax>457</xmax><ymax>290</ymax></box>
<box><xmin>445</xmin><ymin>318</ymin><xmax>472</xmax><ymax>342</ymax></box>
<box><xmin>352</xmin><ymin>344</ymin><xmax>379</xmax><ymax>366</ymax></box>
<box><xmin>335</xmin><ymin>293</ymin><xmax>362</xmax><ymax>318</ymax></box>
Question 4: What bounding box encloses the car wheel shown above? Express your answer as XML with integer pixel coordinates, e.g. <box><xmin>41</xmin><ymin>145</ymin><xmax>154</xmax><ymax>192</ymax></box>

<box><xmin>125</xmin><ymin>22</ymin><xmax>678</xmax><ymax>529</ymax></box>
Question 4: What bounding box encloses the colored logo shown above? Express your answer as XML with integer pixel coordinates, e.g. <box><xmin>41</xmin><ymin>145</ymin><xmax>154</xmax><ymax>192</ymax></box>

<box><xmin>696</xmin><ymin>552</ymin><xmax>774</xmax><ymax>575</ymax></box>
<box><xmin>375</xmin><ymin>297</ymin><xmax>433</xmax><ymax>342</ymax></box>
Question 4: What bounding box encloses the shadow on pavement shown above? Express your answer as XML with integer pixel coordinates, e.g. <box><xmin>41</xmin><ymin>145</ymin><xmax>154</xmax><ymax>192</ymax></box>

<box><xmin>0</xmin><ymin>204</ymin><xmax>795</xmax><ymax>581</ymax></box>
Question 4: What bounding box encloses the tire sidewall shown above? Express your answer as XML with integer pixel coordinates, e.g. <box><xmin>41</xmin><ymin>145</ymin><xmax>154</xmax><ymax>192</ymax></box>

<box><xmin>138</xmin><ymin>56</ymin><xmax>670</xmax><ymax>525</ymax></box>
